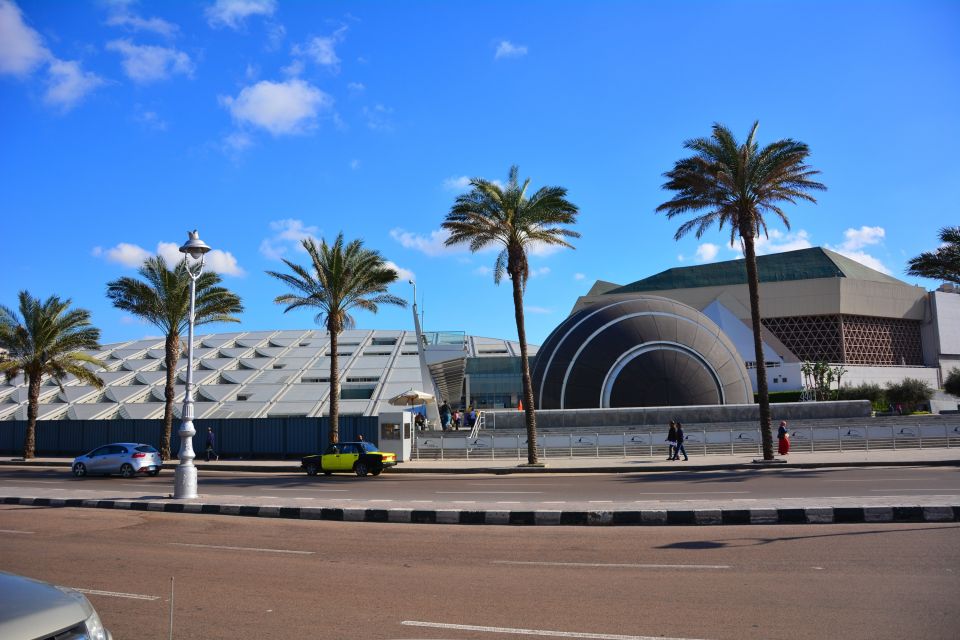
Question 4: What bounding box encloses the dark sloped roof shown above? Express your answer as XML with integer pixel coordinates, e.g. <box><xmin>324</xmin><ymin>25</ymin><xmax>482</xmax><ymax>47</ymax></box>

<box><xmin>607</xmin><ymin>247</ymin><xmax>906</xmax><ymax>294</ymax></box>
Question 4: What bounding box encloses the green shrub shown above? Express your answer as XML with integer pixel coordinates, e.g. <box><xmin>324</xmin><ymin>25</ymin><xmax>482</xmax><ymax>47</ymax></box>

<box><xmin>754</xmin><ymin>390</ymin><xmax>804</xmax><ymax>403</ymax></box>
<box><xmin>944</xmin><ymin>368</ymin><xmax>960</xmax><ymax>397</ymax></box>
<box><xmin>885</xmin><ymin>378</ymin><xmax>934</xmax><ymax>412</ymax></box>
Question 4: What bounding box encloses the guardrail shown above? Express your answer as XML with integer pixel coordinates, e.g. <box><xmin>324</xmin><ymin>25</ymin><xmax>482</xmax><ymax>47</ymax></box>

<box><xmin>414</xmin><ymin>424</ymin><xmax>960</xmax><ymax>460</ymax></box>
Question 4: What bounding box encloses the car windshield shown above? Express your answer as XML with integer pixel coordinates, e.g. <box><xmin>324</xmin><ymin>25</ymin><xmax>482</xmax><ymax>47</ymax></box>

<box><xmin>135</xmin><ymin>445</ymin><xmax>157</xmax><ymax>453</ymax></box>
<box><xmin>360</xmin><ymin>442</ymin><xmax>379</xmax><ymax>453</ymax></box>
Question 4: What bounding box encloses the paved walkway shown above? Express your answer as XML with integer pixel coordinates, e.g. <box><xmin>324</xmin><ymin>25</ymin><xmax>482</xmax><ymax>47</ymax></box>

<box><xmin>2</xmin><ymin>449</ymin><xmax>959</xmax><ymax>526</ymax></box>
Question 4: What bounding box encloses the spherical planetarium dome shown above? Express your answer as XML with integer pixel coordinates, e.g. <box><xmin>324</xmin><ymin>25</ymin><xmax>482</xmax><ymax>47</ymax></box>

<box><xmin>532</xmin><ymin>296</ymin><xmax>752</xmax><ymax>409</ymax></box>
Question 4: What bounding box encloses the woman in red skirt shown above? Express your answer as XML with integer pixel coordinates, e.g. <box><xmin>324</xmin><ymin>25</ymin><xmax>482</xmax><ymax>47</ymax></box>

<box><xmin>777</xmin><ymin>420</ymin><xmax>790</xmax><ymax>456</ymax></box>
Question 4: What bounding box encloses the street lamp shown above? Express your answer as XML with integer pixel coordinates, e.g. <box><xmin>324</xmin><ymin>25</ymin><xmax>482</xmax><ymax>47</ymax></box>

<box><xmin>173</xmin><ymin>230</ymin><xmax>211</xmax><ymax>499</ymax></box>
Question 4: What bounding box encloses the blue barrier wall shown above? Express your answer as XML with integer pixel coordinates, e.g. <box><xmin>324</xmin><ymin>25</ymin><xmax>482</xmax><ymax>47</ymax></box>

<box><xmin>0</xmin><ymin>416</ymin><xmax>379</xmax><ymax>458</ymax></box>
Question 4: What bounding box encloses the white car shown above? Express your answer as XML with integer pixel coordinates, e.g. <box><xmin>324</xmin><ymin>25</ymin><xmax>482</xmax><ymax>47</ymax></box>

<box><xmin>0</xmin><ymin>571</ymin><xmax>111</xmax><ymax>640</ymax></box>
<box><xmin>72</xmin><ymin>443</ymin><xmax>162</xmax><ymax>478</ymax></box>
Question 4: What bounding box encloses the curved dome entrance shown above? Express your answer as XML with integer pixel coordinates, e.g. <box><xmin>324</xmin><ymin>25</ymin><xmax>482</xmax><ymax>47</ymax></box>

<box><xmin>603</xmin><ymin>343</ymin><xmax>723</xmax><ymax>408</ymax></box>
<box><xmin>531</xmin><ymin>296</ymin><xmax>752</xmax><ymax>409</ymax></box>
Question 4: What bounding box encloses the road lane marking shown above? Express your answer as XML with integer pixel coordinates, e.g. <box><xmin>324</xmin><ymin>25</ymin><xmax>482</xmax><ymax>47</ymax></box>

<box><xmin>871</xmin><ymin>488</ymin><xmax>958</xmax><ymax>492</ymax></box>
<box><xmin>273</xmin><ymin>488</ymin><xmax>349</xmax><ymax>492</ymax></box>
<box><xmin>589</xmin><ymin>500</ymin><xmax>613</xmax><ymax>503</ymax></box>
<box><xmin>368</xmin><ymin>499</ymin><xmax>393</xmax><ymax>502</ymax></box>
<box><xmin>401</xmin><ymin>620</ymin><xmax>711</xmax><ymax>639</ymax></box>
<box><xmin>493</xmin><ymin>561</ymin><xmax>731</xmax><ymax>570</ymax></box>
<box><xmin>436</xmin><ymin>491</ymin><xmax>544</xmax><ymax>494</ymax></box>
<box><xmin>0</xmin><ymin>529</ymin><xmax>34</xmax><ymax>534</ymax></box>
<box><xmin>169</xmin><ymin>543</ymin><xmax>313</xmax><ymax>555</ymax></box>
<box><xmin>626</xmin><ymin>491</ymin><xmax>749</xmax><ymax>495</ymax></box>
<box><xmin>543</xmin><ymin>501</ymin><xmax>566</xmax><ymax>504</ymax></box>
<box><xmin>71</xmin><ymin>587</ymin><xmax>159</xmax><ymax>601</ymax></box>
<box><xmin>828</xmin><ymin>478</ymin><xmax>927</xmax><ymax>482</ymax></box>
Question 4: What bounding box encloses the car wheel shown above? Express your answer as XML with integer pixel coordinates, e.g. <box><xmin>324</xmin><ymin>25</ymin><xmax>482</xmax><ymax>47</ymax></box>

<box><xmin>354</xmin><ymin>461</ymin><xmax>369</xmax><ymax>477</ymax></box>
<box><xmin>371</xmin><ymin>468</ymin><xmax>382</xmax><ymax>476</ymax></box>
<box><xmin>148</xmin><ymin>468</ymin><xmax>160</xmax><ymax>477</ymax></box>
<box><xmin>305</xmin><ymin>463</ymin><xmax>319</xmax><ymax>476</ymax></box>
<box><xmin>120</xmin><ymin>464</ymin><xmax>135</xmax><ymax>479</ymax></box>
<box><xmin>72</xmin><ymin>463</ymin><xmax>87</xmax><ymax>478</ymax></box>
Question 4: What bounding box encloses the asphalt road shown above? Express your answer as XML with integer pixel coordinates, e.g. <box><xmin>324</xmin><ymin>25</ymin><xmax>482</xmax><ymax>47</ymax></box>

<box><xmin>1</xmin><ymin>505</ymin><xmax>957</xmax><ymax>640</ymax></box>
<box><xmin>1</xmin><ymin>465</ymin><xmax>958</xmax><ymax>507</ymax></box>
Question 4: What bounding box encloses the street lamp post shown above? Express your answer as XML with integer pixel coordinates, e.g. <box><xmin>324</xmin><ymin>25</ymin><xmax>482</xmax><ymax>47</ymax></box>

<box><xmin>173</xmin><ymin>230</ymin><xmax>211</xmax><ymax>500</ymax></box>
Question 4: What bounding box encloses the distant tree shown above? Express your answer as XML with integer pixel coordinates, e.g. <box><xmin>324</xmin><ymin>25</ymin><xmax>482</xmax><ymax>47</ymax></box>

<box><xmin>657</xmin><ymin>122</ymin><xmax>825</xmax><ymax>460</ymax></box>
<box><xmin>107</xmin><ymin>256</ymin><xmax>243</xmax><ymax>458</ymax></box>
<box><xmin>885</xmin><ymin>378</ymin><xmax>934</xmax><ymax>413</ymax></box>
<box><xmin>267</xmin><ymin>234</ymin><xmax>406</xmax><ymax>445</ymax></box>
<box><xmin>944</xmin><ymin>368</ymin><xmax>960</xmax><ymax>397</ymax></box>
<box><xmin>906</xmin><ymin>226</ymin><xmax>960</xmax><ymax>285</ymax></box>
<box><xmin>0</xmin><ymin>292</ymin><xmax>106</xmax><ymax>459</ymax></box>
<box><xmin>442</xmin><ymin>166</ymin><xmax>580</xmax><ymax>465</ymax></box>
<box><xmin>838</xmin><ymin>383</ymin><xmax>886</xmax><ymax>411</ymax></box>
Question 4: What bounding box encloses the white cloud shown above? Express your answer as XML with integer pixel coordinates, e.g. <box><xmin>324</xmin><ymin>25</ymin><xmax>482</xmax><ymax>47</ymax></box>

<box><xmin>695</xmin><ymin>242</ymin><xmax>719</xmax><ymax>262</ymax></box>
<box><xmin>529</xmin><ymin>266</ymin><xmax>550</xmax><ymax>278</ymax></box>
<box><xmin>280</xmin><ymin>58</ymin><xmax>304</xmax><ymax>77</ymax></box>
<box><xmin>156</xmin><ymin>241</ymin><xmax>245</xmax><ymax>276</ymax></box>
<box><xmin>106</xmin><ymin>39</ymin><xmax>194</xmax><ymax>83</ymax></box>
<box><xmin>384</xmin><ymin>260</ymin><xmax>414</xmax><ymax>282</ymax></box>
<box><xmin>44</xmin><ymin>58</ymin><xmax>105</xmax><ymax>111</ymax></box>
<box><xmin>266</xmin><ymin>22</ymin><xmax>286</xmax><ymax>50</ymax></box>
<box><xmin>0</xmin><ymin>0</ymin><xmax>49</xmax><ymax>75</ymax></box>
<box><xmin>222</xmin><ymin>131</ymin><xmax>252</xmax><ymax>152</ymax></box>
<box><xmin>527</xmin><ymin>241</ymin><xmax>567</xmax><ymax>257</ymax></box>
<box><xmin>573</xmin><ymin>273</ymin><xmax>585</xmax><ymax>281</ymax></box>
<box><xmin>347</xmin><ymin>81</ymin><xmax>365</xmax><ymax>92</ymax></box>
<box><xmin>525</xmin><ymin>305</ymin><xmax>552</xmax><ymax>314</ymax></box>
<box><xmin>729</xmin><ymin>229</ymin><xmax>813</xmax><ymax>256</ymax></box>
<box><xmin>827</xmin><ymin>225</ymin><xmax>889</xmax><ymax>274</ymax></box>
<box><xmin>205</xmin><ymin>0</ymin><xmax>276</xmax><ymax>30</ymax></box>
<box><xmin>259</xmin><ymin>218</ymin><xmax>320</xmax><ymax>260</ymax></box>
<box><xmin>0</xmin><ymin>1</ymin><xmax>103</xmax><ymax>111</ymax></box>
<box><xmin>134</xmin><ymin>106</ymin><xmax>167</xmax><ymax>130</ymax></box>
<box><xmin>390</xmin><ymin>227</ymin><xmax>466</xmax><ymax>257</ymax></box>
<box><xmin>473</xmin><ymin>265</ymin><xmax>492</xmax><ymax>276</ymax></box>
<box><xmin>106</xmin><ymin>12</ymin><xmax>179</xmax><ymax>39</ymax></box>
<box><xmin>292</xmin><ymin>26</ymin><xmax>347</xmax><ymax>70</ymax></box>
<box><xmin>495</xmin><ymin>40</ymin><xmax>527</xmax><ymax>60</ymax></box>
<box><xmin>835</xmin><ymin>225</ymin><xmax>885</xmax><ymax>251</ymax></box>
<box><xmin>349</xmin><ymin>159</ymin><xmax>360</xmax><ymax>170</ymax></box>
<box><xmin>362</xmin><ymin>103</ymin><xmax>393</xmax><ymax>131</ymax></box>
<box><xmin>98</xmin><ymin>242</ymin><xmax>152</xmax><ymax>267</ymax></box>
<box><xmin>96</xmin><ymin>241</ymin><xmax>244</xmax><ymax>276</ymax></box>
<box><xmin>220</xmin><ymin>79</ymin><xmax>332</xmax><ymax>135</ymax></box>
<box><xmin>443</xmin><ymin>176</ymin><xmax>472</xmax><ymax>191</ymax></box>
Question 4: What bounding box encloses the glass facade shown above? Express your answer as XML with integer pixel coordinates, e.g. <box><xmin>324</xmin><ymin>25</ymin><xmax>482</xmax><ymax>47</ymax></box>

<box><xmin>461</xmin><ymin>356</ymin><xmax>529</xmax><ymax>410</ymax></box>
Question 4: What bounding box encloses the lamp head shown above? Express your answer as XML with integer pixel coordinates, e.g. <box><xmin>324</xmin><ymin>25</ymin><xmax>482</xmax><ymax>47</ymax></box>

<box><xmin>408</xmin><ymin>279</ymin><xmax>414</xmax><ymax>285</ymax></box>
<box><xmin>179</xmin><ymin>230</ymin><xmax>211</xmax><ymax>260</ymax></box>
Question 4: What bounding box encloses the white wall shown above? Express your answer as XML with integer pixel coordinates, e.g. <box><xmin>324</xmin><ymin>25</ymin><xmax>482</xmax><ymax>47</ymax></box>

<box><xmin>841</xmin><ymin>366</ymin><xmax>940</xmax><ymax>388</ymax></box>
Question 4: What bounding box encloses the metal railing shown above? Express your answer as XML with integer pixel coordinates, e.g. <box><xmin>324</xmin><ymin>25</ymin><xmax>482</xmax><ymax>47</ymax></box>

<box><xmin>414</xmin><ymin>423</ymin><xmax>960</xmax><ymax>460</ymax></box>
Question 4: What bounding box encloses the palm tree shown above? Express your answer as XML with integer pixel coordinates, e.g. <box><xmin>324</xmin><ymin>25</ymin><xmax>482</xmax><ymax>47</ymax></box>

<box><xmin>656</xmin><ymin>122</ymin><xmax>825</xmax><ymax>460</ymax></box>
<box><xmin>442</xmin><ymin>165</ymin><xmax>580</xmax><ymax>465</ymax></box>
<box><xmin>106</xmin><ymin>256</ymin><xmax>243</xmax><ymax>459</ymax></box>
<box><xmin>266</xmin><ymin>233</ymin><xmax>407</xmax><ymax>445</ymax></box>
<box><xmin>0</xmin><ymin>292</ymin><xmax>106</xmax><ymax>459</ymax></box>
<box><xmin>907</xmin><ymin>226</ymin><xmax>960</xmax><ymax>285</ymax></box>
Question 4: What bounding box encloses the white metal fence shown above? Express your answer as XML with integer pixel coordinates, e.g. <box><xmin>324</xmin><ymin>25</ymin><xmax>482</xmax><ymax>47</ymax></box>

<box><xmin>414</xmin><ymin>423</ymin><xmax>960</xmax><ymax>460</ymax></box>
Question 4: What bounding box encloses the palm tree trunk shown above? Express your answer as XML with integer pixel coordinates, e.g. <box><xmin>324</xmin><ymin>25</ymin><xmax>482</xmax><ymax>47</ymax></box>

<box><xmin>329</xmin><ymin>331</ymin><xmax>340</xmax><ymax>445</ymax></box>
<box><xmin>24</xmin><ymin>373</ymin><xmax>40</xmax><ymax>459</ymax></box>
<box><xmin>510</xmin><ymin>273</ymin><xmax>539</xmax><ymax>465</ymax></box>
<box><xmin>742</xmin><ymin>232</ymin><xmax>773</xmax><ymax>460</ymax></box>
<box><xmin>161</xmin><ymin>333</ymin><xmax>180</xmax><ymax>459</ymax></box>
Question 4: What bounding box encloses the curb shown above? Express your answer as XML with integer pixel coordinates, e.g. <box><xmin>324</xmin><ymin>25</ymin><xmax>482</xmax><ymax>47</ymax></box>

<box><xmin>5</xmin><ymin>496</ymin><xmax>958</xmax><ymax>526</ymax></box>
<box><xmin>3</xmin><ymin>458</ymin><xmax>960</xmax><ymax>474</ymax></box>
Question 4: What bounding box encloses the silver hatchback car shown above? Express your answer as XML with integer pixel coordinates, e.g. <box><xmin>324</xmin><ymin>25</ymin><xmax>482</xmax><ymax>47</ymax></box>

<box><xmin>0</xmin><ymin>571</ymin><xmax>112</xmax><ymax>640</ymax></box>
<box><xmin>72</xmin><ymin>443</ymin><xmax>162</xmax><ymax>478</ymax></box>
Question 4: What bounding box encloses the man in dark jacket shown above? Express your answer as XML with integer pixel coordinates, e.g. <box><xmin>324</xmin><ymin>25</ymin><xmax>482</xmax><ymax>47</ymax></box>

<box><xmin>666</xmin><ymin>421</ymin><xmax>677</xmax><ymax>460</ymax></box>
<box><xmin>672</xmin><ymin>422</ymin><xmax>688</xmax><ymax>461</ymax></box>
<box><xmin>205</xmin><ymin>427</ymin><xmax>218</xmax><ymax>462</ymax></box>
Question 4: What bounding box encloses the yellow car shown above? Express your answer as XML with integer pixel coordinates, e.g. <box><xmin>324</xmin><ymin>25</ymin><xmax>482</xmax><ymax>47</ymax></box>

<box><xmin>301</xmin><ymin>442</ymin><xmax>398</xmax><ymax>477</ymax></box>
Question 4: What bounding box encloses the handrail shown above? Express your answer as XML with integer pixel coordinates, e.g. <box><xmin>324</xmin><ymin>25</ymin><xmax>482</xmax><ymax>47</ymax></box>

<box><xmin>469</xmin><ymin>411</ymin><xmax>485</xmax><ymax>439</ymax></box>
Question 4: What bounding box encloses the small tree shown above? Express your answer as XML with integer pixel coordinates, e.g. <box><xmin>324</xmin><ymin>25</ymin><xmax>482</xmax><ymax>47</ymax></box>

<box><xmin>831</xmin><ymin>364</ymin><xmax>847</xmax><ymax>400</ymax></box>
<box><xmin>838</xmin><ymin>383</ymin><xmax>886</xmax><ymax>411</ymax></box>
<box><xmin>943</xmin><ymin>368</ymin><xmax>960</xmax><ymax>397</ymax></box>
<box><xmin>885</xmin><ymin>378</ymin><xmax>934</xmax><ymax>413</ymax></box>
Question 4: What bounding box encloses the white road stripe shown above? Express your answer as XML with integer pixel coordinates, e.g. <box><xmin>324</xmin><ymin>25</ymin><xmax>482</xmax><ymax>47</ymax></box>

<box><xmin>496</xmin><ymin>501</ymin><xmax>522</xmax><ymax>504</ymax></box>
<box><xmin>436</xmin><ymin>491</ymin><xmax>544</xmax><ymax>494</ymax></box>
<box><xmin>368</xmin><ymin>499</ymin><xmax>393</xmax><ymax>502</ymax></box>
<box><xmin>71</xmin><ymin>587</ymin><xmax>159</xmax><ymax>601</ymax></box>
<box><xmin>542</xmin><ymin>501</ymin><xmax>566</xmax><ymax>504</ymax></box>
<box><xmin>829</xmin><ymin>478</ymin><xmax>925</xmax><ymax>482</ymax></box>
<box><xmin>493</xmin><ymin>561</ymin><xmax>731</xmax><ymax>570</ymax></box>
<box><xmin>401</xmin><ymin>620</ymin><xmax>710</xmax><ymax>639</ymax></box>
<box><xmin>627</xmin><ymin>491</ymin><xmax>749</xmax><ymax>495</ymax></box>
<box><xmin>169</xmin><ymin>542</ymin><xmax>313</xmax><ymax>555</ymax></box>
<box><xmin>0</xmin><ymin>529</ymin><xmax>34</xmax><ymax>534</ymax></box>
<box><xmin>589</xmin><ymin>500</ymin><xmax>613</xmax><ymax>503</ymax></box>
<box><xmin>273</xmin><ymin>488</ymin><xmax>349</xmax><ymax>492</ymax></box>
<box><xmin>871</xmin><ymin>488</ymin><xmax>958</xmax><ymax>492</ymax></box>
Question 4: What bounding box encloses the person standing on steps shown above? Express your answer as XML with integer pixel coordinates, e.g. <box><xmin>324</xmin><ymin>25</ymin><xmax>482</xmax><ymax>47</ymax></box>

<box><xmin>672</xmin><ymin>422</ymin><xmax>688</xmax><ymax>461</ymax></box>
<box><xmin>666</xmin><ymin>421</ymin><xmax>678</xmax><ymax>460</ymax></box>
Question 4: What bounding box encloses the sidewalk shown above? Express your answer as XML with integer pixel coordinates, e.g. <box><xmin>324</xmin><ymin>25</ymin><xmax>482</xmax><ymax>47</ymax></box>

<box><xmin>2</xmin><ymin>449</ymin><xmax>958</xmax><ymax>527</ymax></box>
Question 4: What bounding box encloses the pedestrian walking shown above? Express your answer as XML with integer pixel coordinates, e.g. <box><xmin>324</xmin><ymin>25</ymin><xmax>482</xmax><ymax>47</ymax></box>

<box><xmin>672</xmin><ymin>422</ymin><xmax>688</xmax><ymax>461</ymax></box>
<box><xmin>205</xmin><ymin>427</ymin><xmax>218</xmax><ymax>462</ymax></box>
<box><xmin>440</xmin><ymin>402</ymin><xmax>451</xmax><ymax>431</ymax></box>
<box><xmin>777</xmin><ymin>420</ymin><xmax>790</xmax><ymax>456</ymax></box>
<box><xmin>666</xmin><ymin>421</ymin><xmax>678</xmax><ymax>460</ymax></box>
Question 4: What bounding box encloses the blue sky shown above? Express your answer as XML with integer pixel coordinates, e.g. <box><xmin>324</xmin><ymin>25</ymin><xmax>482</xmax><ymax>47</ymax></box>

<box><xmin>2</xmin><ymin>0</ymin><xmax>958</xmax><ymax>347</ymax></box>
